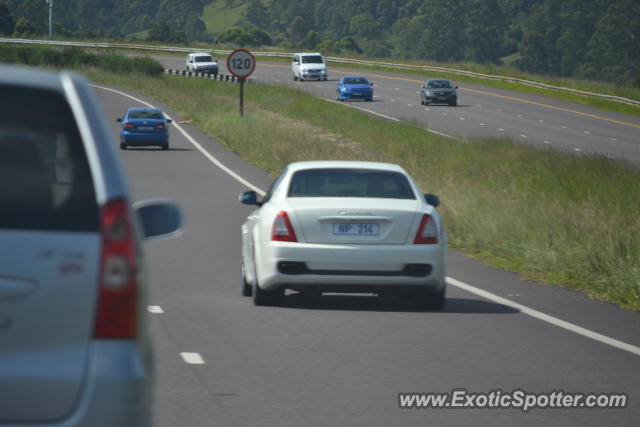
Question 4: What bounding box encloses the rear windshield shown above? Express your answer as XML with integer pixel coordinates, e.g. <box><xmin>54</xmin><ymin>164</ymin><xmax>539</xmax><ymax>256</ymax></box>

<box><xmin>301</xmin><ymin>55</ymin><xmax>324</xmax><ymax>64</ymax></box>
<box><xmin>128</xmin><ymin>110</ymin><xmax>163</xmax><ymax>120</ymax></box>
<box><xmin>288</xmin><ymin>168</ymin><xmax>415</xmax><ymax>199</ymax></box>
<box><xmin>0</xmin><ymin>84</ymin><xmax>99</xmax><ymax>231</ymax></box>
<box><xmin>195</xmin><ymin>55</ymin><xmax>213</xmax><ymax>62</ymax></box>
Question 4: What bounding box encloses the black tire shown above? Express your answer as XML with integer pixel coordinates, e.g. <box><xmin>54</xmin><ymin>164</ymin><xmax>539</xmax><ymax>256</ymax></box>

<box><xmin>161</xmin><ymin>142</ymin><xmax>169</xmax><ymax>150</ymax></box>
<box><xmin>412</xmin><ymin>287</ymin><xmax>445</xmax><ymax>310</ymax></box>
<box><xmin>241</xmin><ymin>264</ymin><xmax>252</xmax><ymax>297</ymax></box>
<box><xmin>253</xmin><ymin>284</ymin><xmax>284</xmax><ymax>306</ymax></box>
<box><xmin>293</xmin><ymin>74</ymin><xmax>298</xmax><ymax>81</ymax></box>
<box><xmin>449</xmin><ymin>101</ymin><xmax>457</xmax><ymax>107</ymax></box>
<box><xmin>120</xmin><ymin>142</ymin><xmax>127</xmax><ymax>150</ymax></box>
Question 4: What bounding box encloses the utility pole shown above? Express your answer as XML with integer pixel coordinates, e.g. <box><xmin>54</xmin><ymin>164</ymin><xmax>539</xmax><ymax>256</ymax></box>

<box><xmin>46</xmin><ymin>0</ymin><xmax>53</xmax><ymax>37</ymax></box>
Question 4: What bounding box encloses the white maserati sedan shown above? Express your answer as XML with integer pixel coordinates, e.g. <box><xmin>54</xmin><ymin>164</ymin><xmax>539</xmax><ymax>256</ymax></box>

<box><xmin>239</xmin><ymin>161</ymin><xmax>447</xmax><ymax>308</ymax></box>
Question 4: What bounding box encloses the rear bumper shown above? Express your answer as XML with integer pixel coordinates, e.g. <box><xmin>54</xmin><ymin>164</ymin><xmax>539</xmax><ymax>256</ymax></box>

<box><xmin>1</xmin><ymin>341</ymin><xmax>151</xmax><ymax>427</ymax></box>
<box><xmin>121</xmin><ymin>132</ymin><xmax>168</xmax><ymax>146</ymax></box>
<box><xmin>339</xmin><ymin>91</ymin><xmax>373</xmax><ymax>101</ymax></box>
<box><xmin>425</xmin><ymin>94</ymin><xmax>457</xmax><ymax>104</ymax></box>
<box><xmin>256</xmin><ymin>241</ymin><xmax>446</xmax><ymax>292</ymax></box>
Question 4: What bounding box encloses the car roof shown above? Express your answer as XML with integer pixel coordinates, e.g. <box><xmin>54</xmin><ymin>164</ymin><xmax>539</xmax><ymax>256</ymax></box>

<box><xmin>286</xmin><ymin>161</ymin><xmax>408</xmax><ymax>174</ymax></box>
<box><xmin>342</xmin><ymin>75</ymin><xmax>368</xmax><ymax>80</ymax></box>
<box><xmin>191</xmin><ymin>52</ymin><xmax>213</xmax><ymax>56</ymax></box>
<box><xmin>127</xmin><ymin>107</ymin><xmax>162</xmax><ymax>113</ymax></box>
<box><xmin>295</xmin><ymin>52</ymin><xmax>323</xmax><ymax>56</ymax></box>
<box><xmin>0</xmin><ymin>63</ymin><xmax>68</xmax><ymax>92</ymax></box>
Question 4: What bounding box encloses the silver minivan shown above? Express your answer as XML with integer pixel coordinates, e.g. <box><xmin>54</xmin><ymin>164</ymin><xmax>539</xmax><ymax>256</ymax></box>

<box><xmin>0</xmin><ymin>65</ymin><xmax>182</xmax><ymax>426</ymax></box>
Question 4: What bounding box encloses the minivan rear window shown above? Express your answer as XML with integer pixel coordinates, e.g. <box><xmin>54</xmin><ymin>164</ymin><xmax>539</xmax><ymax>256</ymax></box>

<box><xmin>0</xmin><ymin>85</ymin><xmax>99</xmax><ymax>231</ymax></box>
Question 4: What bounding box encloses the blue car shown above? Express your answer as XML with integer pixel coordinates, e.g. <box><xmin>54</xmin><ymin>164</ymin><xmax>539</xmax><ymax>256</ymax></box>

<box><xmin>337</xmin><ymin>76</ymin><xmax>374</xmax><ymax>102</ymax></box>
<box><xmin>117</xmin><ymin>107</ymin><xmax>171</xmax><ymax>150</ymax></box>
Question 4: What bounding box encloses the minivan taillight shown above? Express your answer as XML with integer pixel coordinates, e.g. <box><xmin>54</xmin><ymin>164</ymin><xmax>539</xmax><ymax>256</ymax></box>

<box><xmin>94</xmin><ymin>198</ymin><xmax>138</xmax><ymax>339</ymax></box>
<box><xmin>413</xmin><ymin>214</ymin><xmax>438</xmax><ymax>244</ymax></box>
<box><xmin>272</xmin><ymin>211</ymin><xmax>297</xmax><ymax>242</ymax></box>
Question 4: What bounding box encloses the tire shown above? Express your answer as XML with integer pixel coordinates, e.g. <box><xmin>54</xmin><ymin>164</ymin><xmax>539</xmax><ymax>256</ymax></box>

<box><xmin>120</xmin><ymin>142</ymin><xmax>127</xmax><ymax>150</ymax></box>
<box><xmin>241</xmin><ymin>263</ymin><xmax>252</xmax><ymax>297</ymax></box>
<box><xmin>413</xmin><ymin>287</ymin><xmax>445</xmax><ymax>310</ymax></box>
<box><xmin>293</xmin><ymin>74</ymin><xmax>298</xmax><ymax>81</ymax></box>
<box><xmin>253</xmin><ymin>283</ymin><xmax>284</xmax><ymax>306</ymax></box>
<box><xmin>449</xmin><ymin>101</ymin><xmax>457</xmax><ymax>107</ymax></box>
<box><xmin>161</xmin><ymin>142</ymin><xmax>169</xmax><ymax>150</ymax></box>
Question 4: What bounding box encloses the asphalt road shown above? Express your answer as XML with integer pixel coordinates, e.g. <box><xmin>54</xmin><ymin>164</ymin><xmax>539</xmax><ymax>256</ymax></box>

<box><xmin>153</xmin><ymin>54</ymin><xmax>640</xmax><ymax>164</ymax></box>
<box><xmin>95</xmin><ymin>82</ymin><xmax>639</xmax><ymax>426</ymax></box>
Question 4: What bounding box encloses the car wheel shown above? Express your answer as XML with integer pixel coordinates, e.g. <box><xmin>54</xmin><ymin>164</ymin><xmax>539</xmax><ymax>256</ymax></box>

<box><xmin>161</xmin><ymin>142</ymin><xmax>169</xmax><ymax>150</ymax></box>
<box><xmin>120</xmin><ymin>142</ymin><xmax>127</xmax><ymax>150</ymax></box>
<box><xmin>293</xmin><ymin>74</ymin><xmax>298</xmax><ymax>81</ymax></box>
<box><xmin>449</xmin><ymin>101</ymin><xmax>457</xmax><ymax>107</ymax></box>
<box><xmin>241</xmin><ymin>263</ymin><xmax>252</xmax><ymax>297</ymax></box>
<box><xmin>253</xmin><ymin>284</ymin><xmax>284</xmax><ymax>306</ymax></box>
<box><xmin>420</xmin><ymin>95</ymin><xmax>425</xmax><ymax>105</ymax></box>
<box><xmin>413</xmin><ymin>287</ymin><xmax>445</xmax><ymax>310</ymax></box>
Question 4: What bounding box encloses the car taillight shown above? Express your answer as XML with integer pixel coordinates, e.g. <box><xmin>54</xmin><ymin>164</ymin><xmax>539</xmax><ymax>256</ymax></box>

<box><xmin>155</xmin><ymin>123</ymin><xmax>166</xmax><ymax>130</ymax></box>
<box><xmin>272</xmin><ymin>211</ymin><xmax>297</xmax><ymax>242</ymax></box>
<box><xmin>94</xmin><ymin>198</ymin><xmax>138</xmax><ymax>339</ymax></box>
<box><xmin>413</xmin><ymin>214</ymin><xmax>438</xmax><ymax>244</ymax></box>
<box><xmin>124</xmin><ymin>122</ymin><xmax>135</xmax><ymax>130</ymax></box>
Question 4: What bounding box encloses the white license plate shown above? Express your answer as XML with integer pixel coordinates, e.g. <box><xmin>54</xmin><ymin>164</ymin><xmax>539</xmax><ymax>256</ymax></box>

<box><xmin>138</xmin><ymin>126</ymin><xmax>153</xmax><ymax>130</ymax></box>
<box><xmin>333</xmin><ymin>223</ymin><xmax>379</xmax><ymax>236</ymax></box>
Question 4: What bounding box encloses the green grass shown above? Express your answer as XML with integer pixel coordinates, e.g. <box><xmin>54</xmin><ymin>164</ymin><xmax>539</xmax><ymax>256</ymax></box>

<box><xmin>82</xmin><ymin>68</ymin><xmax>640</xmax><ymax>311</ymax></box>
<box><xmin>202</xmin><ymin>0</ymin><xmax>246</xmax><ymax>35</ymax></box>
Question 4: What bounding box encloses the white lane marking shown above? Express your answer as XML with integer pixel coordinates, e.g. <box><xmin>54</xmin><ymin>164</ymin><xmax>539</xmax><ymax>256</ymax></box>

<box><xmin>424</xmin><ymin>108</ymin><xmax>430</xmax><ymax>111</ymax></box>
<box><xmin>408</xmin><ymin>104</ymin><xmax>413</xmax><ymax>107</ymax></box>
<box><xmin>390</xmin><ymin>99</ymin><xmax>396</xmax><ymax>103</ymax></box>
<box><xmin>544</xmin><ymin>140</ymin><xmax>552</xmax><ymax>144</ymax></box>
<box><xmin>574</xmin><ymin>148</ymin><xmax>583</xmax><ymax>151</ymax></box>
<box><xmin>394</xmin><ymin>87</ymin><xmax>400</xmax><ymax>90</ymax></box>
<box><xmin>561</xmin><ymin>125</ymin><xmax>568</xmax><ymax>129</ymax></box>
<box><xmin>97</xmin><ymin>84</ymin><xmax>640</xmax><ymax>357</ymax></box>
<box><xmin>517</xmin><ymin>114</ymin><xmax>524</xmax><ymax>118</ymax></box>
<box><xmin>479</xmin><ymin>123</ymin><xmax>486</xmax><ymax>126</ymax></box>
<box><xmin>180</xmin><ymin>352</ymin><xmax>206</xmax><ymax>364</ymax></box>
<box><xmin>476</xmin><ymin>104</ymin><xmax>482</xmax><ymax>107</ymax></box>
<box><xmin>496</xmin><ymin>108</ymin><xmax>502</xmax><ymax>112</ymax></box>
<box><xmin>92</xmin><ymin>84</ymin><xmax>265</xmax><ymax>195</ymax></box>
<box><xmin>447</xmin><ymin>277</ymin><xmax>640</xmax><ymax>357</ymax></box>
<box><xmin>459</xmin><ymin>117</ymin><xmax>466</xmax><ymax>121</ymax></box>
<box><xmin>147</xmin><ymin>305</ymin><xmax>164</xmax><ymax>314</ymax></box>
<box><xmin>520</xmin><ymin>134</ymin><xmax>527</xmax><ymax>138</ymax></box>
<box><xmin>498</xmin><ymin>128</ymin><xmax>504</xmax><ymax>132</ymax></box>
<box><xmin>611</xmin><ymin>137</ymin><xmax>618</xmax><ymax>142</ymax></box>
<box><xmin>442</xmin><ymin>112</ymin><xmax>448</xmax><ymax>116</ymax></box>
<box><xmin>539</xmin><ymin>119</ymin><xmax>544</xmax><ymax>123</ymax></box>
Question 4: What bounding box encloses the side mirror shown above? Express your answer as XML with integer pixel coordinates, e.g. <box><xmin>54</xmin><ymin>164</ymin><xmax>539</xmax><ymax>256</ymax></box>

<box><xmin>166</xmin><ymin>119</ymin><xmax>172</xmax><ymax>123</ymax></box>
<box><xmin>424</xmin><ymin>194</ymin><xmax>440</xmax><ymax>208</ymax></box>
<box><xmin>134</xmin><ymin>199</ymin><xmax>182</xmax><ymax>240</ymax></box>
<box><xmin>370</xmin><ymin>83</ymin><xmax>374</xmax><ymax>86</ymax></box>
<box><xmin>455</xmin><ymin>85</ymin><xmax>459</xmax><ymax>89</ymax></box>
<box><xmin>239</xmin><ymin>190</ymin><xmax>258</xmax><ymax>205</ymax></box>
<box><xmin>116</xmin><ymin>118</ymin><xmax>122</xmax><ymax>122</ymax></box>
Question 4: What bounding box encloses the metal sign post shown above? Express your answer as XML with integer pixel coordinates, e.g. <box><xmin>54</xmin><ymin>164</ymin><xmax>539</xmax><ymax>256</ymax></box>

<box><xmin>226</xmin><ymin>49</ymin><xmax>256</xmax><ymax>117</ymax></box>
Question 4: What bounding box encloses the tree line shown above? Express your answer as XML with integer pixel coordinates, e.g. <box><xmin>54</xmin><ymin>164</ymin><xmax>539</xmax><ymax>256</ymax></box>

<box><xmin>1</xmin><ymin>0</ymin><xmax>637</xmax><ymax>86</ymax></box>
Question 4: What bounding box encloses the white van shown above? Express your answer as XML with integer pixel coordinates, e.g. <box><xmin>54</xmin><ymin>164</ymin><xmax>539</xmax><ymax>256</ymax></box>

<box><xmin>292</xmin><ymin>52</ymin><xmax>327</xmax><ymax>81</ymax></box>
<box><xmin>186</xmin><ymin>52</ymin><xmax>219</xmax><ymax>75</ymax></box>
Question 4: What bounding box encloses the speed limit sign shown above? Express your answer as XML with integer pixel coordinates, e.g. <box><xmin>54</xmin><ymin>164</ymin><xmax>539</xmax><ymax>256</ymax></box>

<box><xmin>226</xmin><ymin>49</ymin><xmax>255</xmax><ymax>79</ymax></box>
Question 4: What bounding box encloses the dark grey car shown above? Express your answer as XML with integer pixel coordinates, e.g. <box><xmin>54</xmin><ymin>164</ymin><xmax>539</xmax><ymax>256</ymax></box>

<box><xmin>0</xmin><ymin>64</ymin><xmax>182</xmax><ymax>426</ymax></box>
<box><xmin>420</xmin><ymin>79</ymin><xmax>458</xmax><ymax>106</ymax></box>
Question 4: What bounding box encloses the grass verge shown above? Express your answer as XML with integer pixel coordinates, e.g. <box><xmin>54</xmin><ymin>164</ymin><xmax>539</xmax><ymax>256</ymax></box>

<box><xmin>82</xmin><ymin>68</ymin><xmax>640</xmax><ymax>311</ymax></box>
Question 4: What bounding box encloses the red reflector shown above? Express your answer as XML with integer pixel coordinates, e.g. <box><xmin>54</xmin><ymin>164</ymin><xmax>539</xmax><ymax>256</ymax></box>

<box><xmin>95</xmin><ymin>198</ymin><xmax>138</xmax><ymax>339</ymax></box>
<box><xmin>272</xmin><ymin>211</ymin><xmax>298</xmax><ymax>242</ymax></box>
<box><xmin>414</xmin><ymin>214</ymin><xmax>438</xmax><ymax>244</ymax></box>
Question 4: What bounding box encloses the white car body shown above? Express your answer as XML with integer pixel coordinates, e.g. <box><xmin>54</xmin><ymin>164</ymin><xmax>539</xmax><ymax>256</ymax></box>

<box><xmin>186</xmin><ymin>52</ymin><xmax>219</xmax><ymax>74</ymax></box>
<box><xmin>240</xmin><ymin>161</ymin><xmax>447</xmax><ymax>307</ymax></box>
<box><xmin>292</xmin><ymin>52</ymin><xmax>327</xmax><ymax>81</ymax></box>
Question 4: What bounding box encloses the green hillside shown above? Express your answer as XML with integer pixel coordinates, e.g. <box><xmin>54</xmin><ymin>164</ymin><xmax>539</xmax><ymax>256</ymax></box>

<box><xmin>202</xmin><ymin>0</ymin><xmax>246</xmax><ymax>35</ymax></box>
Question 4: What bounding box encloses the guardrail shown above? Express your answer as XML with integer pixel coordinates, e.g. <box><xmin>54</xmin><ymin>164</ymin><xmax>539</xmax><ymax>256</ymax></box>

<box><xmin>166</xmin><ymin>68</ymin><xmax>241</xmax><ymax>83</ymax></box>
<box><xmin>2</xmin><ymin>37</ymin><xmax>638</xmax><ymax>107</ymax></box>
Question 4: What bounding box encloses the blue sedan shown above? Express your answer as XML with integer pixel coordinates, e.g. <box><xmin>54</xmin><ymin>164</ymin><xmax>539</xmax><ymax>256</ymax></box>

<box><xmin>337</xmin><ymin>76</ymin><xmax>374</xmax><ymax>102</ymax></box>
<box><xmin>117</xmin><ymin>107</ymin><xmax>171</xmax><ymax>150</ymax></box>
